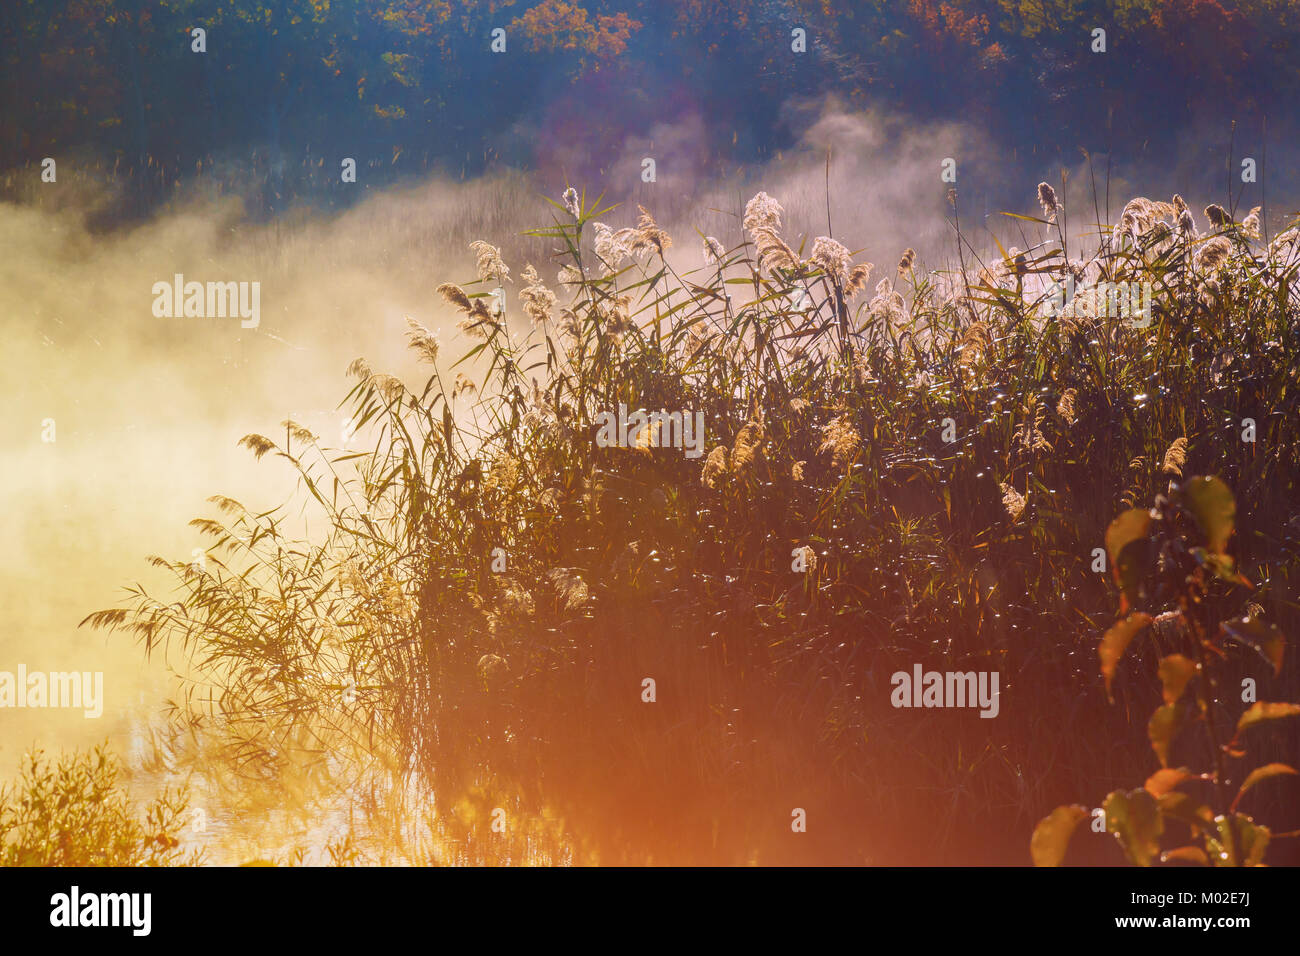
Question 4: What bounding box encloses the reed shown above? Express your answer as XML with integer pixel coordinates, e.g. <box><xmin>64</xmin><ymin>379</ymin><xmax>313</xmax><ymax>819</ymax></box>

<box><xmin>83</xmin><ymin>182</ymin><xmax>1300</xmax><ymax>864</ymax></box>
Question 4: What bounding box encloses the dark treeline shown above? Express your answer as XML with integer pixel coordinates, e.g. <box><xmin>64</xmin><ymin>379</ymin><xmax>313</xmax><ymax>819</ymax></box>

<box><xmin>2</xmin><ymin>0</ymin><xmax>1296</xmax><ymax>219</ymax></box>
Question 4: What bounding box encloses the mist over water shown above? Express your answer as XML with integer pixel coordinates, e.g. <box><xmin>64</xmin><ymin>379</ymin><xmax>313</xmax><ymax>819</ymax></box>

<box><xmin>3</xmin><ymin>102</ymin><xmax>1296</xmax><ymax>859</ymax></box>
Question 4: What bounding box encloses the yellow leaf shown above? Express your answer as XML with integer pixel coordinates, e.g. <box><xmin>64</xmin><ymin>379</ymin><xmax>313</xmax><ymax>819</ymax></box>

<box><xmin>1099</xmin><ymin>613</ymin><xmax>1152</xmax><ymax>698</ymax></box>
<box><xmin>1144</xmin><ymin>767</ymin><xmax>1194</xmax><ymax>797</ymax></box>
<box><xmin>1030</xmin><ymin>805</ymin><xmax>1088</xmax><ymax>867</ymax></box>
<box><xmin>1236</xmin><ymin>702</ymin><xmax>1300</xmax><ymax>736</ymax></box>
<box><xmin>1157</xmin><ymin>654</ymin><xmax>1198</xmax><ymax>706</ymax></box>
<box><xmin>1231</xmin><ymin>763</ymin><xmax>1298</xmax><ymax>813</ymax></box>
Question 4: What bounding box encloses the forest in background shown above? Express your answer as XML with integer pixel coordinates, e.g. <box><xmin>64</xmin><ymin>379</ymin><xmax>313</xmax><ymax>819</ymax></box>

<box><xmin>4</xmin><ymin>0</ymin><xmax>1299</xmax><ymax>220</ymax></box>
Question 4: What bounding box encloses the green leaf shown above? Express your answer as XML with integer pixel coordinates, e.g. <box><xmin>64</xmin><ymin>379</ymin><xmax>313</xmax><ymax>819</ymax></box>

<box><xmin>1105</xmin><ymin>508</ymin><xmax>1152</xmax><ymax>569</ymax></box>
<box><xmin>1099</xmin><ymin>612</ymin><xmax>1152</xmax><ymax>698</ymax></box>
<box><xmin>451</xmin><ymin>342</ymin><xmax>488</xmax><ymax>368</ymax></box>
<box><xmin>1114</xmin><ymin>538</ymin><xmax>1157</xmax><ymax>611</ymax></box>
<box><xmin>1221</xmin><ymin>617</ymin><xmax>1286</xmax><ymax>676</ymax></box>
<box><xmin>1148</xmin><ymin>700</ymin><xmax>1188</xmax><ymax>768</ymax></box>
<box><xmin>1181</xmin><ymin>476</ymin><xmax>1235</xmax><ymax>554</ymax></box>
<box><xmin>1161</xmin><ymin>846</ymin><xmax>1209</xmax><ymax>866</ymax></box>
<box><xmin>1235</xmin><ymin>702</ymin><xmax>1300</xmax><ymax>736</ymax></box>
<box><xmin>1206</xmin><ymin>814</ymin><xmax>1270</xmax><ymax>867</ymax></box>
<box><xmin>1144</xmin><ymin>767</ymin><xmax>1195</xmax><ymax>798</ymax></box>
<box><xmin>1157</xmin><ymin>654</ymin><xmax>1198</xmax><ymax>706</ymax></box>
<box><xmin>1194</xmin><ymin>549</ymin><xmax>1249</xmax><ymax>587</ymax></box>
<box><xmin>997</xmin><ymin>211</ymin><xmax>1051</xmax><ymax>224</ymax></box>
<box><xmin>1231</xmin><ymin>763</ymin><xmax>1298</xmax><ymax>813</ymax></box>
<box><xmin>1104</xmin><ymin>788</ymin><xmax>1164</xmax><ymax>867</ymax></box>
<box><xmin>1030</xmin><ymin>805</ymin><xmax>1089</xmax><ymax>867</ymax></box>
<box><xmin>1157</xmin><ymin>792</ymin><xmax>1215</xmax><ymax>832</ymax></box>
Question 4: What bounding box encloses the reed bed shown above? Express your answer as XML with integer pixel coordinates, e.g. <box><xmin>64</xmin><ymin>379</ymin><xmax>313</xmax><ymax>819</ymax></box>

<box><xmin>80</xmin><ymin>182</ymin><xmax>1300</xmax><ymax>865</ymax></box>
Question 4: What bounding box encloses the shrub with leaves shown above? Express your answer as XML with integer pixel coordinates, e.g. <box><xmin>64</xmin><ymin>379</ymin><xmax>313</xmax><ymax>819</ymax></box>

<box><xmin>1033</xmin><ymin>477</ymin><xmax>1300</xmax><ymax>866</ymax></box>
<box><xmin>0</xmin><ymin>746</ymin><xmax>199</xmax><ymax>867</ymax></box>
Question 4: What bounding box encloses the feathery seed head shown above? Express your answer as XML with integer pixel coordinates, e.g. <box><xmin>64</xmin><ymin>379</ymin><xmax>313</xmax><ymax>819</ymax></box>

<box><xmin>1056</xmin><ymin>388</ymin><xmax>1078</xmax><ymax>425</ymax></box>
<box><xmin>818</xmin><ymin>413</ymin><xmax>861</xmax><ymax>470</ymax></box>
<box><xmin>731</xmin><ymin>421</ymin><xmax>765</xmax><ymax>474</ymax></box>
<box><xmin>1197</xmin><ymin>235</ymin><xmax>1232</xmax><ymax>271</ymax></box>
<box><xmin>845</xmin><ymin>262</ymin><xmax>875</xmax><ymax>296</ymax></box>
<box><xmin>453</xmin><ymin>373</ymin><xmax>477</xmax><ymax>399</ymax></box>
<box><xmin>742</xmin><ymin>191</ymin><xmax>783</xmax><ymax>237</ymax></box>
<box><xmin>404</xmin><ymin>315</ymin><xmax>440</xmax><ymax>364</ymax></box>
<box><xmin>703</xmin><ymin>236</ymin><xmax>727</xmax><ymax>266</ymax></box>
<box><xmin>519</xmin><ymin>263</ymin><xmax>558</xmax><ymax>327</ymax></box>
<box><xmin>811</xmin><ymin>236</ymin><xmax>852</xmax><ymax>284</ymax></box>
<box><xmin>469</xmin><ymin>240</ymin><xmax>510</xmax><ymax>285</ymax></box>
<box><xmin>239</xmin><ymin>433</ymin><xmax>278</xmax><ymax>459</ymax></box>
<box><xmin>437</xmin><ymin>282</ymin><xmax>473</xmax><ymax>313</ymax></box>
<box><xmin>1161</xmin><ymin>437</ymin><xmax>1189</xmax><ymax>477</ymax></box>
<box><xmin>1037</xmin><ymin>182</ymin><xmax>1059</xmax><ymax>220</ymax></box>
<box><xmin>635</xmin><ymin>206</ymin><xmax>671</xmax><ymax>255</ymax></box>
<box><xmin>1242</xmin><ymin>206</ymin><xmax>1262</xmax><ymax>240</ymax></box>
<box><xmin>753</xmin><ymin>227</ymin><xmax>799</xmax><ymax>273</ymax></box>
<box><xmin>1000</xmin><ymin>481</ymin><xmax>1026</xmax><ymax>521</ymax></box>
<box><xmin>701</xmin><ymin>446</ymin><xmax>729</xmax><ymax>489</ymax></box>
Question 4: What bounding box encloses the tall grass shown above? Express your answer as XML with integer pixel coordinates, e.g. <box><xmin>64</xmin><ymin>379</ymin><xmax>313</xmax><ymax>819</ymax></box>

<box><xmin>85</xmin><ymin>184</ymin><xmax>1300</xmax><ymax>864</ymax></box>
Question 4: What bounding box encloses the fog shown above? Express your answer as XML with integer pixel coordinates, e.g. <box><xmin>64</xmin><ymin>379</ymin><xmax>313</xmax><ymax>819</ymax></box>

<box><xmin>0</xmin><ymin>101</ymin><xmax>1290</xmax><ymax>788</ymax></box>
